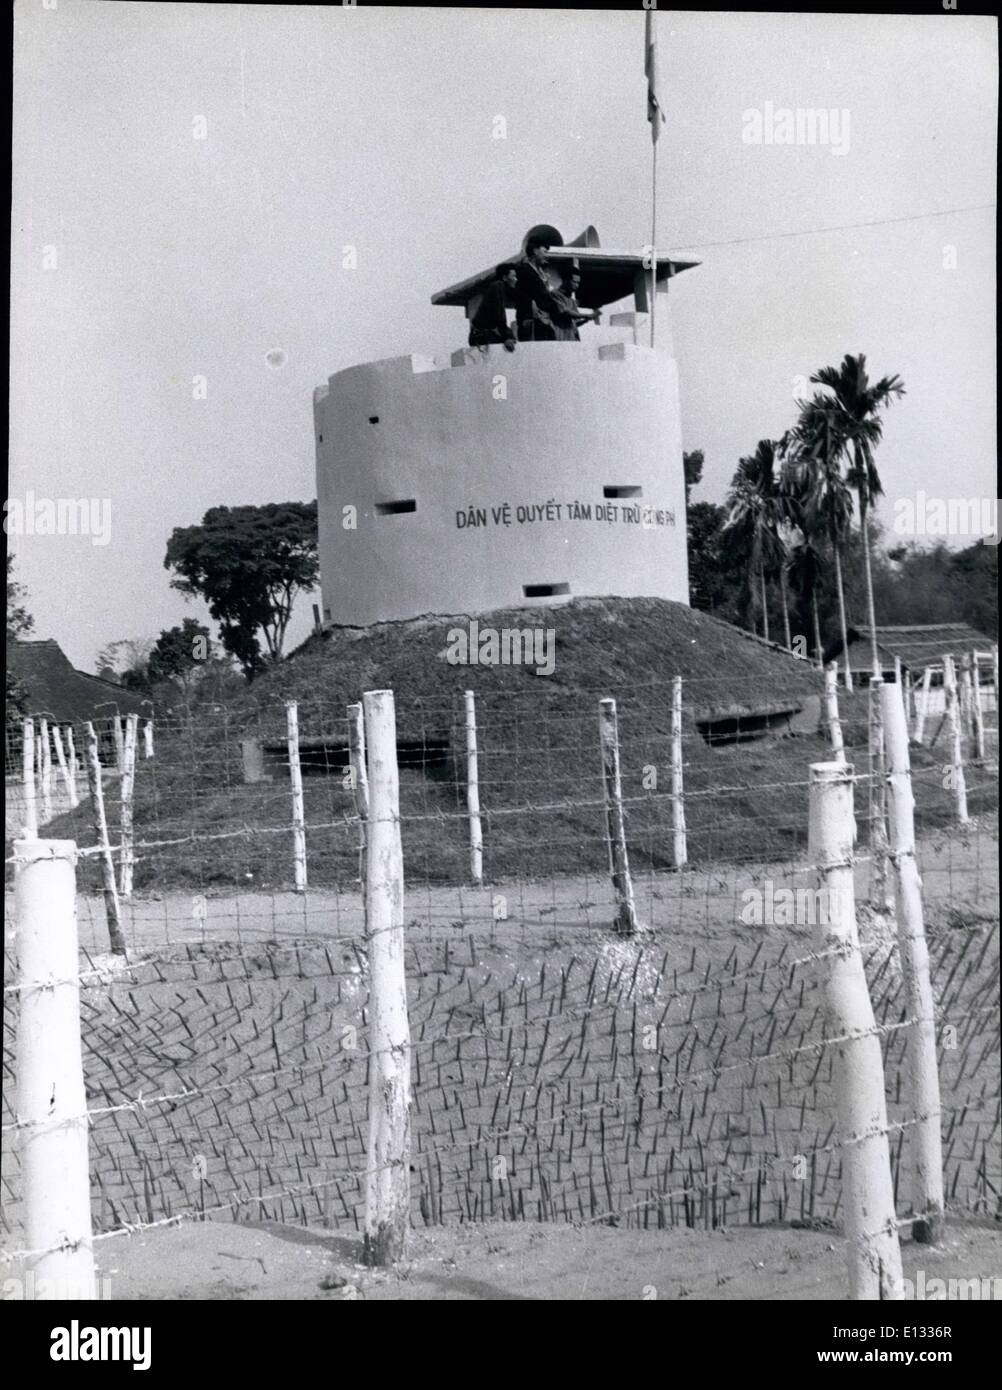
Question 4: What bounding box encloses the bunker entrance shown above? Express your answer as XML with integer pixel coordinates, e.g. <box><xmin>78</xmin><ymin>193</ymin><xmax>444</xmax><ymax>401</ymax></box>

<box><xmin>695</xmin><ymin>697</ymin><xmax>821</xmax><ymax>748</ymax></box>
<box><xmin>245</xmin><ymin>735</ymin><xmax>454</xmax><ymax>781</ymax></box>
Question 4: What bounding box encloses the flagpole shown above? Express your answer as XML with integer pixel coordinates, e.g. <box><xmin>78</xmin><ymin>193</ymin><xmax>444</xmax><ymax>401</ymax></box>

<box><xmin>650</xmin><ymin>135</ymin><xmax>657</xmax><ymax>349</ymax></box>
<box><xmin>645</xmin><ymin>7</ymin><xmax>661</xmax><ymax>351</ymax></box>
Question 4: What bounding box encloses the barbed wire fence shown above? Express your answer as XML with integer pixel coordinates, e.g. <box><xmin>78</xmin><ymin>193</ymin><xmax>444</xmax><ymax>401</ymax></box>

<box><xmin>2</xmin><ymin>655</ymin><xmax>998</xmax><ymax>1298</ymax></box>
<box><xmin>5</xmin><ymin>649</ymin><xmax>997</xmax><ymax>909</ymax></box>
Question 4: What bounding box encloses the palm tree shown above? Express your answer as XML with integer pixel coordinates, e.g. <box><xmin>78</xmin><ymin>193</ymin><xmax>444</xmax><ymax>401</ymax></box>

<box><xmin>776</xmin><ymin>550</ymin><xmax>793</xmax><ymax>650</ymax></box>
<box><xmin>786</xmin><ymin>531</ymin><xmax>824</xmax><ymax>665</ymax></box>
<box><xmin>723</xmin><ymin>440</ymin><xmax>787</xmax><ymax>643</ymax></box>
<box><xmin>810</xmin><ymin>354</ymin><xmax>905</xmax><ymax>678</ymax></box>
<box><xmin>786</xmin><ymin>396</ymin><xmax>856</xmax><ymax>689</ymax></box>
<box><xmin>779</xmin><ymin>441</ymin><xmax>826</xmax><ymax>663</ymax></box>
<box><xmin>773</xmin><ymin>444</ymin><xmax>802</xmax><ymax>651</ymax></box>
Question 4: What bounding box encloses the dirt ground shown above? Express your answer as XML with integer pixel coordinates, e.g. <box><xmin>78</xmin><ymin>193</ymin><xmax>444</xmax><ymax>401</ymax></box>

<box><xmin>14</xmin><ymin>1216</ymin><xmax>997</xmax><ymax>1301</ymax></box>
<box><xmin>12</xmin><ymin>813</ymin><xmax>997</xmax><ymax>957</ymax></box>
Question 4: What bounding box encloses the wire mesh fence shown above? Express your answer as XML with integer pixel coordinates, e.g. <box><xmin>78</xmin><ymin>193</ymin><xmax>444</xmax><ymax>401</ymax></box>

<box><xmin>2</xmin><ymin>667</ymin><xmax>998</xmax><ymax>1291</ymax></box>
<box><xmin>4</xmin><ymin>665</ymin><xmax>998</xmax><ymax>900</ymax></box>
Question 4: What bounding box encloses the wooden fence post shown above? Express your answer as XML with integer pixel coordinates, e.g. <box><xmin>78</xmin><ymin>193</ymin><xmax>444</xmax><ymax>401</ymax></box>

<box><xmin>824</xmin><ymin>662</ymin><xmax>846</xmax><ymax>764</ymax></box>
<box><xmin>960</xmin><ymin>652</ymin><xmax>974</xmax><ymax>739</ymax></box>
<box><xmin>808</xmin><ymin>761</ymin><xmax>903</xmax><ymax>1300</ymax></box>
<box><xmin>906</xmin><ymin>667</ymin><xmax>918</xmax><ymax>731</ymax></box>
<box><xmin>22</xmin><ymin>718</ymin><xmax>38</xmax><ymax>837</ymax></box>
<box><xmin>361</xmin><ymin>689</ymin><xmax>411</xmax><ymax>1266</ymax></box>
<box><xmin>970</xmin><ymin>651</ymin><xmax>985</xmax><ymax>762</ymax></box>
<box><xmin>39</xmin><ymin>718</ymin><xmax>53</xmax><ymax>824</ymax></box>
<box><xmin>868</xmin><ymin>677</ymin><xmax>891</xmax><ymax>910</ymax></box>
<box><xmin>119</xmin><ymin>713</ymin><xmax>138</xmax><ymax>898</ymax></box>
<box><xmin>285</xmin><ymin>700</ymin><xmax>308</xmax><ymax>893</ymax></box>
<box><xmin>347</xmin><ymin>701</ymin><xmax>369</xmax><ymax>887</ymax></box>
<box><xmin>992</xmin><ymin>644</ymin><xmax>1000</xmax><ymax>718</ymax></box>
<box><xmin>112</xmin><ymin>716</ymin><xmax>125</xmax><ymax>776</ymax></box>
<box><xmin>143</xmin><ymin>718</ymin><xmax>154</xmax><ymax>759</ymax></box>
<box><xmin>913</xmin><ymin>666</ymin><xmax>933</xmax><ymax>746</ymax></box>
<box><xmin>51</xmin><ymin>725</ymin><xmax>79</xmax><ymax>811</ymax></box>
<box><xmin>881</xmin><ymin>682</ymin><xmax>944</xmax><ymax>1245</ymax></box>
<box><xmin>65</xmin><ymin>726</ymin><xmax>78</xmax><ymax>807</ymax></box>
<box><xmin>14</xmin><ymin>837</ymin><xmax>96</xmax><ymax>1298</ymax></box>
<box><xmin>670</xmin><ymin>676</ymin><xmax>688</xmax><ymax>868</ymax></box>
<box><xmin>464</xmin><ymin>690</ymin><xmax>484</xmax><ymax>887</ymax></box>
<box><xmin>84</xmin><ymin>723</ymin><xmax>125</xmax><ymax>955</ymax></box>
<box><xmin>942</xmin><ymin>655</ymin><xmax>969</xmax><ymax>825</ymax></box>
<box><xmin>599</xmin><ymin>698</ymin><xmax>639</xmax><ymax>936</ymax></box>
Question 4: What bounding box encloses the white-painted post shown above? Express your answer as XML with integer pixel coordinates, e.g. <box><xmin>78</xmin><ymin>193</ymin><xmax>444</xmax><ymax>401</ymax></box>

<box><xmin>808</xmin><ymin>761</ymin><xmax>903</xmax><ymax>1300</ymax></box>
<box><xmin>39</xmin><ymin>718</ymin><xmax>53</xmax><ymax>824</ymax></box>
<box><xmin>14</xmin><ymin>837</ymin><xmax>96</xmax><ymax>1298</ymax></box>
<box><xmin>118</xmin><ymin>713</ymin><xmax>138</xmax><ymax>898</ymax></box>
<box><xmin>913</xmin><ymin>667</ymin><xmax>933</xmax><ymax>746</ymax></box>
<box><xmin>361</xmin><ymin>689</ymin><xmax>411</xmax><ymax>1266</ymax></box>
<box><xmin>881</xmin><ymin>682</ymin><xmax>944</xmax><ymax>1245</ymax></box>
<box><xmin>112</xmin><ymin>716</ymin><xmax>125</xmax><ymax>776</ymax></box>
<box><xmin>464</xmin><ymin>690</ymin><xmax>484</xmax><ymax>887</ymax></box>
<box><xmin>906</xmin><ymin>667</ymin><xmax>917</xmax><ymax>732</ymax></box>
<box><xmin>824</xmin><ymin>662</ymin><xmax>846</xmax><ymax>764</ymax></box>
<box><xmin>942</xmin><ymin>655</ymin><xmax>969</xmax><ymax>825</ymax></box>
<box><xmin>599</xmin><ymin>698</ymin><xmax>639</xmax><ymax>936</ymax></box>
<box><xmin>959</xmin><ymin>652</ymin><xmax>974</xmax><ymax>740</ymax></box>
<box><xmin>670</xmin><ymin>675</ymin><xmax>688</xmax><ymax>867</ymax></box>
<box><xmin>65</xmin><ymin>726</ymin><xmax>78</xmax><ymax>807</ymax></box>
<box><xmin>51</xmin><ymin>725</ymin><xmax>78</xmax><ymax>810</ymax></box>
<box><xmin>868</xmin><ymin>677</ymin><xmax>891</xmax><ymax>911</ymax></box>
<box><xmin>347</xmin><ymin>701</ymin><xmax>369</xmax><ymax>887</ymax></box>
<box><xmin>970</xmin><ymin>651</ymin><xmax>986</xmax><ymax>763</ymax></box>
<box><xmin>22</xmin><ymin>718</ymin><xmax>38</xmax><ymax>837</ymax></box>
<box><xmin>34</xmin><ymin>727</ymin><xmax>44</xmax><ymax>820</ymax></box>
<box><xmin>992</xmin><ymin>644</ymin><xmax>1000</xmax><ymax>718</ymax></box>
<box><xmin>84</xmin><ymin>722</ymin><xmax>125</xmax><ymax>955</ymax></box>
<box><xmin>285</xmin><ymin>701</ymin><xmax>308</xmax><ymax>893</ymax></box>
<box><xmin>143</xmin><ymin>718</ymin><xmax>154</xmax><ymax>759</ymax></box>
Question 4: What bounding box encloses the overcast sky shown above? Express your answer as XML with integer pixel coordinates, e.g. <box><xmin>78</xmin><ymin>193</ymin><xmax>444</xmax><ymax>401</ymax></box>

<box><xmin>9</xmin><ymin>3</ymin><xmax>997</xmax><ymax>672</ymax></box>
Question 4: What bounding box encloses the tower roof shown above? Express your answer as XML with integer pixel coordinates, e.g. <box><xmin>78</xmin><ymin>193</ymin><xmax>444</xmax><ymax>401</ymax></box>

<box><xmin>430</xmin><ymin>224</ymin><xmax>700</xmax><ymax>312</ymax></box>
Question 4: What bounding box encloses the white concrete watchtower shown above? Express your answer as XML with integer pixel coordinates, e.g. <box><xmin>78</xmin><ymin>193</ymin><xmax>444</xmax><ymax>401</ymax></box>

<box><xmin>314</xmin><ymin>224</ymin><xmax>699</xmax><ymax>625</ymax></box>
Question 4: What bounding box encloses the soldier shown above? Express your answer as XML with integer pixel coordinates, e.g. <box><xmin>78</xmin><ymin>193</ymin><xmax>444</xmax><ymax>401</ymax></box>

<box><xmin>514</xmin><ymin>237</ymin><xmax>560</xmax><ymax>341</ymax></box>
<box><xmin>468</xmin><ymin>264</ymin><xmax>518</xmax><ymax>351</ymax></box>
<box><xmin>551</xmin><ymin>267</ymin><xmax>602</xmax><ymax>341</ymax></box>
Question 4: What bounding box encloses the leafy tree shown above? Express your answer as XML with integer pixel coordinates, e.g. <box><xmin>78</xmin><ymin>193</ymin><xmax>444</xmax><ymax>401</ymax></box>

<box><xmin>6</xmin><ymin>554</ymin><xmax>34</xmax><ymax>640</ymax></box>
<box><xmin>164</xmin><ymin>502</ymin><xmax>318</xmax><ymax>679</ymax></box>
<box><xmin>878</xmin><ymin>538</ymin><xmax>997</xmax><ymax>638</ymax></box>
<box><xmin>95</xmin><ymin>638</ymin><xmax>154</xmax><ymax>688</ymax></box>
<box><xmin>946</xmin><ymin>540</ymin><xmax>998</xmax><ymax>639</ymax></box>
<box><xmin>147</xmin><ymin>619</ymin><xmax>213</xmax><ymax>692</ymax></box>
<box><xmin>6</xmin><ymin>556</ymin><xmax>34</xmax><ymax>745</ymax></box>
<box><xmin>683</xmin><ymin>450</ymin><xmax>705</xmax><ymax>505</ymax></box>
<box><xmin>687</xmin><ymin>500</ymin><xmax>742</xmax><ymax>619</ymax></box>
<box><xmin>684</xmin><ymin>450</ymin><xmax>752</xmax><ymax>624</ymax></box>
